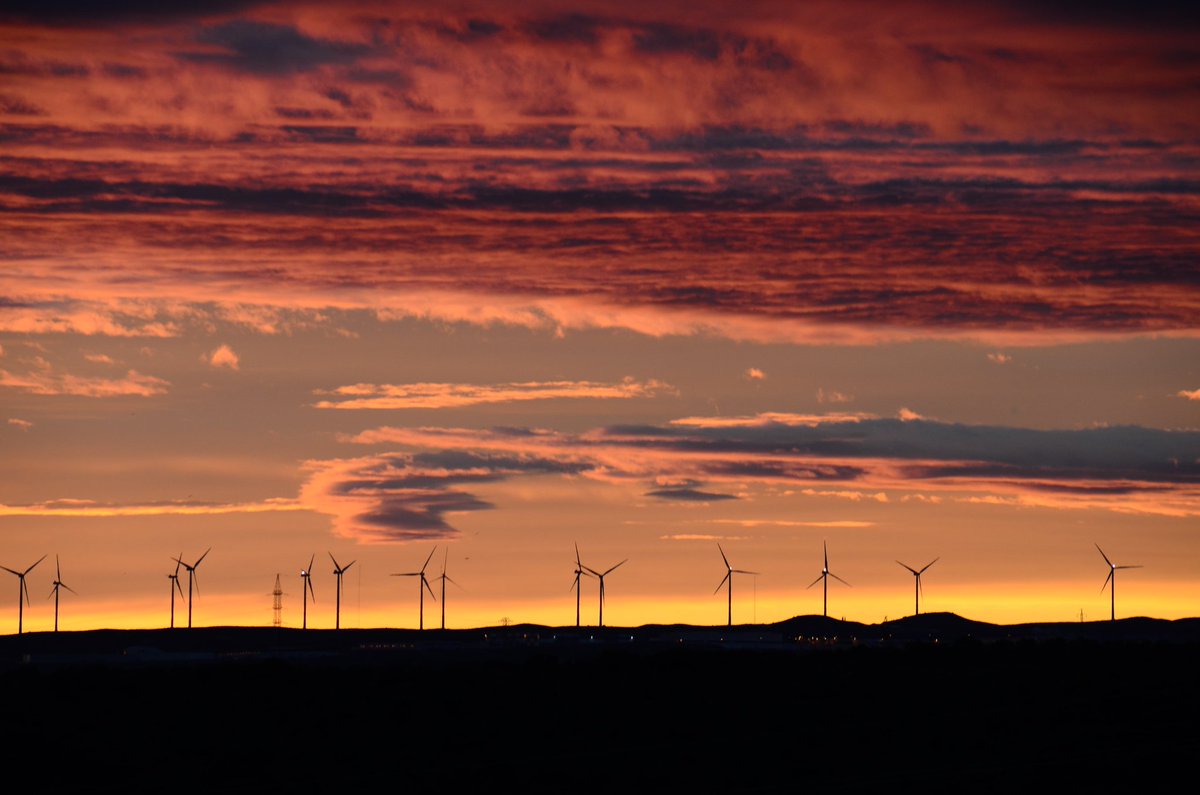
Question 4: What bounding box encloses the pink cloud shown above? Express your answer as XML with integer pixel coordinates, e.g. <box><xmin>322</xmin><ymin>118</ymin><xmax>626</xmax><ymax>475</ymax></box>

<box><xmin>816</xmin><ymin>388</ymin><xmax>853</xmax><ymax>404</ymax></box>
<box><xmin>744</xmin><ymin>367</ymin><xmax>765</xmax><ymax>380</ymax></box>
<box><xmin>7</xmin><ymin>418</ymin><xmax>33</xmax><ymax>431</ymax></box>
<box><xmin>1177</xmin><ymin>389</ymin><xmax>1200</xmax><ymax>401</ymax></box>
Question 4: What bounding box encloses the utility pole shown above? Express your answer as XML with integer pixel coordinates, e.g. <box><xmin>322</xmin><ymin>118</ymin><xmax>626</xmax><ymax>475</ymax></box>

<box><xmin>272</xmin><ymin>573</ymin><xmax>284</xmax><ymax>627</ymax></box>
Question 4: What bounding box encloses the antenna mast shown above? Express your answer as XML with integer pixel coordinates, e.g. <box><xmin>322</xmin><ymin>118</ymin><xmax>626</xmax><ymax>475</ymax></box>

<box><xmin>272</xmin><ymin>573</ymin><xmax>283</xmax><ymax>627</ymax></box>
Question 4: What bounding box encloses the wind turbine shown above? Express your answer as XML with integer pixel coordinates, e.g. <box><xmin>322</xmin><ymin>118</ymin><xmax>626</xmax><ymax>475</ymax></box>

<box><xmin>806</xmin><ymin>541</ymin><xmax>850</xmax><ymax>618</ymax></box>
<box><xmin>48</xmin><ymin>555</ymin><xmax>77</xmax><ymax>633</ymax></box>
<box><xmin>583</xmin><ymin>558</ymin><xmax>626</xmax><ymax>627</ymax></box>
<box><xmin>1096</xmin><ymin>543</ymin><xmax>1142</xmax><ymax>622</ymax></box>
<box><xmin>175</xmin><ymin>548</ymin><xmax>211</xmax><ymax>629</ymax></box>
<box><xmin>714</xmin><ymin>544</ymin><xmax>757</xmax><ymax>628</ymax></box>
<box><xmin>2</xmin><ymin>554</ymin><xmax>46</xmax><ymax>635</ymax></box>
<box><xmin>433</xmin><ymin>548</ymin><xmax>461</xmax><ymax>631</ymax></box>
<box><xmin>896</xmin><ymin>557</ymin><xmax>938</xmax><ymax>616</ymax></box>
<box><xmin>300</xmin><ymin>554</ymin><xmax>316</xmax><ymax>629</ymax></box>
<box><xmin>166</xmin><ymin>554</ymin><xmax>184</xmax><ymax>629</ymax></box>
<box><xmin>392</xmin><ymin>547</ymin><xmax>437</xmax><ymax>630</ymax></box>
<box><xmin>570</xmin><ymin>542</ymin><xmax>594</xmax><ymax>628</ymax></box>
<box><xmin>329</xmin><ymin>553</ymin><xmax>355</xmax><ymax>630</ymax></box>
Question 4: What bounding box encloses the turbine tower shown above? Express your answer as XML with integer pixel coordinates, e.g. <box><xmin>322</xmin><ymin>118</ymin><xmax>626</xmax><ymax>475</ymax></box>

<box><xmin>2</xmin><ymin>555</ymin><xmax>46</xmax><ymax>635</ymax></box>
<box><xmin>1096</xmin><ymin>543</ymin><xmax>1142</xmax><ymax>622</ymax></box>
<box><xmin>300</xmin><ymin>554</ymin><xmax>316</xmax><ymax>629</ymax></box>
<box><xmin>714</xmin><ymin>544</ymin><xmax>757</xmax><ymax>628</ymax></box>
<box><xmin>392</xmin><ymin>547</ymin><xmax>437</xmax><ymax>630</ymax></box>
<box><xmin>48</xmin><ymin>555</ymin><xmax>77</xmax><ymax>633</ymax></box>
<box><xmin>329</xmin><ymin>553</ymin><xmax>355</xmax><ymax>630</ymax></box>
<box><xmin>570</xmin><ymin>542</ymin><xmax>594</xmax><ymax>627</ymax></box>
<box><xmin>896</xmin><ymin>557</ymin><xmax>938</xmax><ymax>616</ymax></box>
<box><xmin>433</xmin><ymin>548</ymin><xmax>461</xmax><ymax>631</ymax></box>
<box><xmin>583</xmin><ymin>558</ymin><xmax>626</xmax><ymax>627</ymax></box>
<box><xmin>175</xmin><ymin>548</ymin><xmax>211</xmax><ymax>629</ymax></box>
<box><xmin>806</xmin><ymin>541</ymin><xmax>850</xmax><ymax>618</ymax></box>
<box><xmin>167</xmin><ymin>555</ymin><xmax>184</xmax><ymax>629</ymax></box>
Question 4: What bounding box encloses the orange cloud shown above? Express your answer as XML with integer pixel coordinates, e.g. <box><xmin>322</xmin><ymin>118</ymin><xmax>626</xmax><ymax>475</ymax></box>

<box><xmin>0</xmin><ymin>366</ymin><xmax>169</xmax><ymax>397</ymax></box>
<box><xmin>1177</xmin><ymin>389</ymin><xmax>1200</xmax><ymax>401</ymax></box>
<box><xmin>314</xmin><ymin>377</ymin><xmax>674</xmax><ymax>409</ymax></box>
<box><xmin>205</xmin><ymin>344</ymin><xmax>240</xmax><ymax>370</ymax></box>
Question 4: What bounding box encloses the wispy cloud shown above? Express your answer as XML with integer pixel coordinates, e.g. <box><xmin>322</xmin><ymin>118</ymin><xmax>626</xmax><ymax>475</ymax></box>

<box><xmin>0</xmin><ymin>497</ymin><xmax>304</xmax><ymax>518</ymax></box>
<box><xmin>988</xmin><ymin>352</ymin><xmax>1012</xmax><ymax>364</ymax></box>
<box><xmin>7</xmin><ymin>418</ymin><xmax>33</xmax><ymax>431</ymax></box>
<box><xmin>1177</xmin><ymin>388</ymin><xmax>1200</xmax><ymax>401</ymax></box>
<box><xmin>816</xmin><ymin>388</ymin><xmax>853</xmax><ymax>404</ymax></box>
<box><xmin>744</xmin><ymin>367</ymin><xmax>765</xmax><ymax>380</ymax></box>
<box><xmin>314</xmin><ymin>377</ymin><xmax>674</xmax><ymax>410</ymax></box>
<box><xmin>0</xmin><ymin>364</ymin><xmax>168</xmax><ymax>397</ymax></box>
<box><xmin>669</xmin><ymin>412</ymin><xmax>873</xmax><ymax>429</ymax></box>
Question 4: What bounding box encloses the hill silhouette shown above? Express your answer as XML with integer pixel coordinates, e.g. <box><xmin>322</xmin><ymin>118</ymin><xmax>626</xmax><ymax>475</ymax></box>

<box><xmin>0</xmin><ymin>614</ymin><xmax>1197</xmax><ymax>792</ymax></box>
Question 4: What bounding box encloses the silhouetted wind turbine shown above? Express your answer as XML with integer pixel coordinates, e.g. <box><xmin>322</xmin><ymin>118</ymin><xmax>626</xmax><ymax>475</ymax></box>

<box><xmin>300</xmin><ymin>554</ymin><xmax>316</xmax><ymax>629</ymax></box>
<box><xmin>806</xmin><ymin>541</ymin><xmax>850</xmax><ymax>618</ymax></box>
<box><xmin>48</xmin><ymin>555</ymin><xmax>77</xmax><ymax>633</ymax></box>
<box><xmin>896</xmin><ymin>557</ymin><xmax>938</xmax><ymax>616</ymax></box>
<box><xmin>583</xmin><ymin>558</ymin><xmax>626</xmax><ymax>627</ymax></box>
<box><xmin>570</xmin><ymin>542</ymin><xmax>595</xmax><ymax>628</ymax></box>
<box><xmin>392</xmin><ymin>547</ymin><xmax>437</xmax><ymax>630</ymax></box>
<box><xmin>329</xmin><ymin>553</ymin><xmax>355</xmax><ymax>630</ymax></box>
<box><xmin>433</xmin><ymin>548</ymin><xmax>461</xmax><ymax>630</ymax></box>
<box><xmin>2</xmin><ymin>554</ymin><xmax>46</xmax><ymax>635</ymax></box>
<box><xmin>175</xmin><ymin>548</ymin><xmax>210</xmax><ymax>629</ymax></box>
<box><xmin>167</xmin><ymin>555</ymin><xmax>184</xmax><ymax>629</ymax></box>
<box><xmin>1096</xmin><ymin>543</ymin><xmax>1142</xmax><ymax>622</ymax></box>
<box><xmin>714</xmin><ymin>544</ymin><xmax>756</xmax><ymax>628</ymax></box>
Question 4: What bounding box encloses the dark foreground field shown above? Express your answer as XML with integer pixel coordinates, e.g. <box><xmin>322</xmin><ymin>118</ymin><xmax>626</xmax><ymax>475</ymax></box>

<box><xmin>1</xmin><ymin>615</ymin><xmax>1196</xmax><ymax>792</ymax></box>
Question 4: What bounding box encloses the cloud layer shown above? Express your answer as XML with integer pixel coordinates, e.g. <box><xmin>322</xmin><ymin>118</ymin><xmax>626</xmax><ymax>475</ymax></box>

<box><xmin>1</xmin><ymin>1</ymin><xmax>1196</xmax><ymax>344</ymax></box>
<box><xmin>299</xmin><ymin>414</ymin><xmax>1200</xmax><ymax>540</ymax></box>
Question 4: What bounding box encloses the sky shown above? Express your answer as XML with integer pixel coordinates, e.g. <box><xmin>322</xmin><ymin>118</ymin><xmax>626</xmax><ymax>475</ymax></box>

<box><xmin>1</xmin><ymin>0</ymin><xmax>1198</xmax><ymax>632</ymax></box>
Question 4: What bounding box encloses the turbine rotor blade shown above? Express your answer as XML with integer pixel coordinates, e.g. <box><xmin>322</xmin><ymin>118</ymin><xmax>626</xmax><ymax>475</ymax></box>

<box><xmin>421</xmin><ymin>547</ymin><xmax>437</xmax><ymax>573</ymax></box>
<box><xmin>718</xmin><ymin>543</ymin><xmax>730</xmax><ymax>570</ymax></box>
<box><xmin>582</xmin><ymin>565</ymin><xmax>600</xmax><ymax>577</ymax></box>
<box><xmin>1101</xmin><ymin>569</ymin><xmax>1113</xmax><ymax>592</ymax></box>
<box><xmin>919</xmin><ymin>557</ymin><xmax>939</xmax><ymax>574</ymax></box>
<box><xmin>807</xmin><ymin>573</ymin><xmax>825</xmax><ymax>589</ymax></box>
<box><xmin>896</xmin><ymin>560</ymin><xmax>918</xmax><ymax>575</ymax></box>
<box><xmin>714</xmin><ymin>571</ymin><xmax>731</xmax><ymax>594</ymax></box>
<box><xmin>604</xmin><ymin>559</ymin><xmax>628</xmax><ymax>576</ymax></box>
<box><xmin>23</xmin><ymin>554</ymin><xmax>47</xmax><ymax>576</ymax></box>
<box><xmin>1094</xmin><ymin>543</ymin><xmax>1113</xmax><ymax>567</ymax></box>
<box><xmin>0</xmin><ymin>566</ymin><xmax>19</xmax><ymax>576</ymax></box>
<box><xmin>829</xmin><ymin>572</ymin><xmax>852</xmax><ymax>587</ymax></box>
<box><xmin>1116</xmin><ymin>565</ymin><xmax>1143</xmax><ymax>570</ymax></box>
<box><xmin>195</xmin><ymin>547</ymin><xmax>211</xmax><ymax>568</ymax></box>
<box><xmin>343</xmin><ymin>560</ymin><xmax>356</xmax><ymax>573</ymax></box>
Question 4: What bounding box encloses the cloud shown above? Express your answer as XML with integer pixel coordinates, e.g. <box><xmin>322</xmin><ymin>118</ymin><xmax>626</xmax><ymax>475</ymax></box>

<box><xmin>183</xmin><ymin>20</ymin><xmax>370</xmax><ymax>75</ymax></box>
<box><xmin>670</xmin><ymin>412</ymin><xmax>871</xmax><ymax>428</ymax></box>
<box><xmin>644</xmin><ymin>487</ymin><xmax>738</xmax><ymax>502</ymax></box>
<box><xmin>898</xmin><ymin>408</ymin><xmax>924</xmax><ymax>421</ymax></box>
<box><xmin>299</xmin><ymin>450</ymin><xmax>590</xmax><ymax>542</ymax></box>
<box><xmin>204</xmin><ymin>344</ymin><xmax>239</xmax><ymax>370</ymax></box>
<box><xmin>988</xmin><ymin>352</ymin><xmax>1012</xmax><ymax>364</ymax></box>
<box><xmin>744</xmin><ymin>367</ymin><xmax>765</xmax><ymax>380</ymax></box>
<box><xmin>315</xmin><ymin>413</ymin><xmax>1200</xmax><ymax>539</ymax></box>
<box><xmin>314</xmin><ymin>377</ymin><xmax>673</xmax><ymax>410</ymax></box>
<box><xmin>710</xmin><ymin>519</ymin><xmax>875</xmax><ymax>528</ymax></box>
<box><xmin>84</xmin><ymin>353</ymin><xmax>117</xmax><ymax>364</ymax></box>
<box><xmin>1177</xmin><ymin>389</ymin><xmax>1200</xmax><ymax>401</ymax></box>
<box><xmin>0</xmin><ymin>497</ymin><xmax>303</xmax><ymax>518</ymax></box>
<box><xmin>7</xmin><ymin>418</ymin><xmax>33</xmax><ymax>431</ymax></box>
<box><xmin>816</xmin><ymin>388</ymin><xmax>853</xmax><ymax>404</ymax></box>
<box><xmin>0</xmin><ymin>365</ymin><xmax>168</xmax><ymax>397</ymax></box>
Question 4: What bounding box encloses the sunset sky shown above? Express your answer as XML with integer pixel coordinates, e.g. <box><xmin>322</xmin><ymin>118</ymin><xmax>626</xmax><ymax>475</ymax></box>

<box><xmin>2</xmin><ymin>0</ymin><xmax>1198</xmax><ymax>632</ymax></box>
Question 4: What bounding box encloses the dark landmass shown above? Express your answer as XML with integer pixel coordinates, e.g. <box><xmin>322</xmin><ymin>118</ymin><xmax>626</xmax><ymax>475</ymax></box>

<box><xmin>2</xmin><ymin>614</ymin><xmax>1197</xmax><ymax>792</ymax></box>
